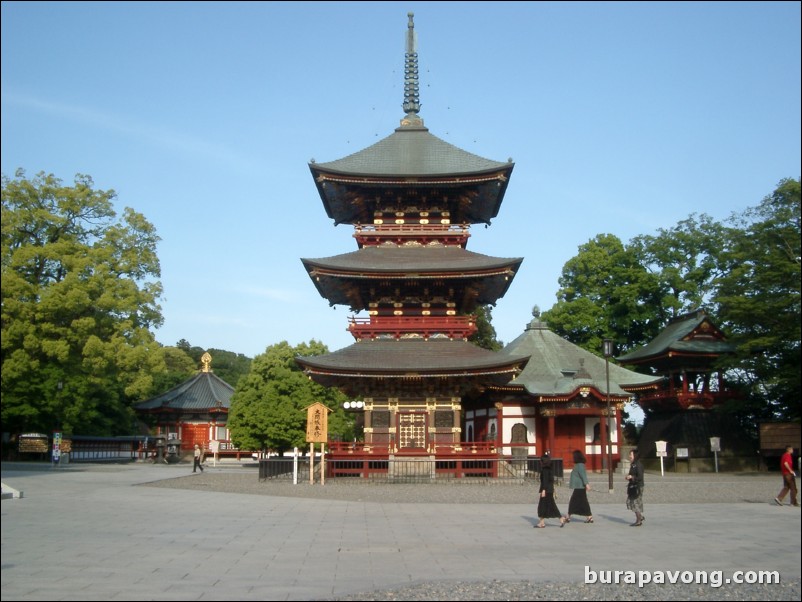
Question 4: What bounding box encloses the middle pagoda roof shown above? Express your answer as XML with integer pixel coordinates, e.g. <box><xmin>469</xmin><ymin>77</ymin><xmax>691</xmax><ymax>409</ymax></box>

<box><xmin>301</xmin><ymin>246</ymin><xmax>522</xmax><ymax>312</ymax></box>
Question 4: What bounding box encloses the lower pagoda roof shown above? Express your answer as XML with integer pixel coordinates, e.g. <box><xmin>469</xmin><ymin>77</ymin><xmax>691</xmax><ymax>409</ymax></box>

<box><xmin>296</xmin><ymin>338</ymin><xmax>528</xmax><ymax>389</ymax></box>
<box><xmin>301</xmin><ymin>246</ymin><xmax>522</xmax><ymax>310</ymax></box>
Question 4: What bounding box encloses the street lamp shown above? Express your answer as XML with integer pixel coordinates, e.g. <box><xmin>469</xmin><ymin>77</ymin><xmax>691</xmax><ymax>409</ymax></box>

<box><xmin>603</xmin><ymin>339</ymin><xmax>614</xmax><ymax>494</ymax></box>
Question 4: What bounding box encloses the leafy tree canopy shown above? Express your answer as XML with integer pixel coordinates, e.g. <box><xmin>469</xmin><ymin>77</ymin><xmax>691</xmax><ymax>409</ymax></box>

<box><xmin>715</xmin><ymin>177</ymin><xmax>801</xmax><ymax>421</ymax></box>
<box><xmin>469</xmin><ymin>305</ymin><xmax>504</xmax><ymax>351</ymax></box>
<box><xmin>542</xmin><ymin>233</ymin><xmax>662</xmax><ymax>355</ymax></box>
<box><xmin>176</xmin><ymin>339</ymin><xmax>252</xmax><ymax>387</ymax></box>
<box><xmin>1</xmin><ymin>169</ymin><xmax>191</xmax><ymax>435</ymax></box>
<box><xmin>542</xmin><ymin>178</ymin><xmax>800</xmax><ymax>423</ymax></box>
<box><xmin>227</xmin><ymin>340</ymin><xmax>351</xmax><ymax>454</ymax></box>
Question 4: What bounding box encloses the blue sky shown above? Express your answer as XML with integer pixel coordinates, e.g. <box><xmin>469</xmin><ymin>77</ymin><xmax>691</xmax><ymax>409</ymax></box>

<box><xmin>3</xmin><ymin>1</ymin><xmax>801</xmax><ymax>363</ymax></box>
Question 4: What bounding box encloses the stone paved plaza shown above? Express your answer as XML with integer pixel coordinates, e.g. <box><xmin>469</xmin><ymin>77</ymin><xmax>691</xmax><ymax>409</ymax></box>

<box><xmin>2</xmin><ymin>462</ymin><xmax>800</xmax><ymax>600</ymax></box>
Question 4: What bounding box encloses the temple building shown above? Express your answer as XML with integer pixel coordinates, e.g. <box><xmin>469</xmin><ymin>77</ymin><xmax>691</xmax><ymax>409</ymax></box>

<box><xmin>296</xmin><ymin>14</ymin><xmax>528</xmax><ymax>469</ymax></box>
<box><xmin>616</xmin><ymin>308</ymin><xmax>737</xmax><ymax>413</ymax></box>
<box><xmin>617</xmin><ymin>309</ymin><xmax>751</xmax><ymax>465</ymax></box>
<box><xmin>295</xmin><ymin>14</ymin><xmax>696</xmax><ymax>476</ymax></box>
<box><xmin>135</xmin><ymin>352</ymin><xmax>234</xmax><ymax>454</ymax></box>
<box><xmin>472</xmin><ymin>312</ymin><xmax>663</xmax><ymax>471</ymax></box>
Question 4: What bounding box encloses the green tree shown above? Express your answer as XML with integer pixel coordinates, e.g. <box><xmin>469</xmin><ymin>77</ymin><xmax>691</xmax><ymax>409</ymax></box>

<box><xmin>227</xmin><ymin>340</ymin><xmax>351</xmax><ymax>454</ymax></box>
<box><xmin>469</xmin><ymin>305</ymin><xmax>503</xmax><ymax>351</ymax></box>
<box><xmin>175</xmin><ymin>339</ymin><xmax>251</xmax><ymax>387</ymax></box>
<box><xmin>716</xmin><ymin>178</ymin><xmax>801</xmax><ymax>422</ymax></box>
<box><xmin>1</xmin><ymin>169</ymin><xmax>175</xmax><ymax>435</ymax></box>
<box><xmin>630</xmin><ymin>213</ymin><xmax>726</xmax><ymax>318</ymax></box>
<box><xmin>542</xmin><ymin>233</ymin><xmax>662</xmax><ymax>354</ymax></box>
<box><xmin>540</xmin><ymin>179</ymin><xmax>800</xmax><ymax>426</ymax></box>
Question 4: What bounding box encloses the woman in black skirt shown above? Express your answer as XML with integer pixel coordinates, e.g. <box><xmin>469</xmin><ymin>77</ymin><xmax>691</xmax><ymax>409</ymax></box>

<box><xmin>565</xmin><ymin>450</ymin><xmax>593</xmax><ymax>523</ymax></box>
<box><xmin>535</xmin><ymin>453</ymin><xmax>566</xmax><ymax>528</ymax></box>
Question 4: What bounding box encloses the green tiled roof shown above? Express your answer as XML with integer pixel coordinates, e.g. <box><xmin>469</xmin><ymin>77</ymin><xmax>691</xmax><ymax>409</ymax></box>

<box><xmin>302</xmin><ymin>246</ymin><xmax>522</xmax><ymax>273</ymax></box>
<box><xmin>297</xmin><ymin>338</ymin><xmax>528</xmax><ymax>375</ymax></box>
<box><xmin>135</xmin><ymin>372</ymin><xmax>234</xmax><ymax>412</ymax></box>
<box><xmin>616</xmin><ymin>309</ymin><xmax>735</xmax><ymax>364</ymax></box>
<box><xmin>301</xmin><ymin>247</ymin><xmax>522</xmax><ymax>310</ymax></box>
<box><xmin>500</xmin><ymin>319</ymin><xmax>663</xmax><ymax>396</ymax></box>
<box><xmin>312</xmin><ymin>125</ymin><xmax>511</xmax><ymax>177</ymax></box>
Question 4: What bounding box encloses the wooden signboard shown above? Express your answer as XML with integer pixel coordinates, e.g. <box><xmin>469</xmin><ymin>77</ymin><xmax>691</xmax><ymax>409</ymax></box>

<box><xmin>306</xmin><ymin>402</ymin><xmax>329</xmax><ymax>443</ymax></box>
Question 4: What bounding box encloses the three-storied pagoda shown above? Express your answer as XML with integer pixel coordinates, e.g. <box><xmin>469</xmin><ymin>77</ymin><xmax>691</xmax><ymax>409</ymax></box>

<box><xmin>296</xmin><ymin>14</ymin><xmax>528</xmax><ymax>465</ymax></box>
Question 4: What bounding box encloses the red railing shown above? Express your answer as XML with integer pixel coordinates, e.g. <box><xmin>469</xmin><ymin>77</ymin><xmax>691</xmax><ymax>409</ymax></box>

<box><xmin>326</xmin><ymin>440</ymin><xmax>497</xmax><ymax>456</ymax></box>
<box><xmin>324</xmin><ymin>441</ymin><xmax>524</xmax><ymax>480</ymax></box>
<box><xmin>636</xmin><ymin>390</ymin><xmax>735</xmax><ymax>410</ymax></box>
<box><xmin>347</xmin><ymin>315</ymin><xmax>477</xmax><ymax>340</ymax></box>
<box><xmin>353</xmin><ymin>223</ymin><xmax>470</xmax><ymax>247</ymax></box>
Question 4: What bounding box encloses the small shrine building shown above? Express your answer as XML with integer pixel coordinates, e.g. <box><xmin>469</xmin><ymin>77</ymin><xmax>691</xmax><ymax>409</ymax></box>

<box><xmin>473</xmin><ymin>313</ymin><xmax>664</xmax><ymax>471</ymax></box>
<box><xmin>135</xmin><ymin>352</ymin><xmax>235</xmax><ymax>453</ymax></box>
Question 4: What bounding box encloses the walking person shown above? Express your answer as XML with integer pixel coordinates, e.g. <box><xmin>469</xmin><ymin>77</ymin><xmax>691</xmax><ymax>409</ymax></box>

<box><xmin>535</xmin><ymin>453</ymin><xmax>566</xmax><ymax>528</ymax></box>
<box><xmin>565</xmin><ymin>450</ymin><xmax>593</xmax><ymax>524</ymax></box>
<box><xmin>193</xmin><ymin>444</ymin><xmax>205</xmax><ymax>473</ymax></box>
<box><xmin>626</xmin><ymin>448</ymin><xmax>644</xmax><ymax>526</ymax></box>
<box><xmin>774</xmin><ymin>445</ymin><xmax>798</xmax><ymax>507</ymax></box>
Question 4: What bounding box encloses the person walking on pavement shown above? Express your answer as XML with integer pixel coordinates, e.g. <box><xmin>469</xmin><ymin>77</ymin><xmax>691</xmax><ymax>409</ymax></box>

<box><xmin>193</xmin><ymin>444</ymin><xmax>205</xmax><ymax>473</ymax></box>
<box><xmin>535</xmin><ymin>453</ymin><xmax>566</xmax><ymax>528</ymax></box>
<box><xmin>626</xmin><ymin>448</ymin><xmax>645</xmax><ymax>526</ymax></box>
<box><xmin>564</xmin><ymin>450</ymin><xmax>593</xmax><ymax>524</ymax></box>
<box><xmin>774</xmin><ymin>445</ymin><xmax>798</xmax><ymax>507</ymax></box>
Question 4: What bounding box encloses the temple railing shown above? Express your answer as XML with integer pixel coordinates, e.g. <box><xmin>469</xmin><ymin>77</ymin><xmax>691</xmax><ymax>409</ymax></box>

<box><xmin>354</xmin><ymin>223</ymin><xmax>470</xmax><ymax>247</ymax></box>
<box><xmin>347</xmin><ymin>315</ymin><xmax>477</xmax><ymax>340</ymax></box>
<box><xmin>636</xmin><ymin>389</ymin><xmax>737</xmax><ymax>410</ymax></box>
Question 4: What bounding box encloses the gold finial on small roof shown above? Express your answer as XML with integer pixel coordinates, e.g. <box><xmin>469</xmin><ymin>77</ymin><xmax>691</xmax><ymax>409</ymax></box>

<box><xmin>201</xmin><ymin>352</ymin><xmax>212</xmax><ymax>373</ymax></box>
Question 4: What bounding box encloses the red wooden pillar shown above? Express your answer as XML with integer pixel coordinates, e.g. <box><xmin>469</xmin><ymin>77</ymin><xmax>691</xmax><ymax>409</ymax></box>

<box><xmin>495</xmin><ymin>402</ymin><xmax>503</xmax><ymax>451</ymax></box>
<box><xmin>548</xmin><ymin>414</ymin><xmax>555</xmax><ymax>456</ymax></box>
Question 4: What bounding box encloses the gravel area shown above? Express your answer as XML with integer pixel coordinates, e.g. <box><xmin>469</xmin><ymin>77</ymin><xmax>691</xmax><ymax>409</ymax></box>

<box><xmin>141</xmin><ymin>466</ymin><xmax>785</xmax><ymax>505</ymax></box>
<box><xmin>322</xmin><ymin>578</ymin><xmax>802</xmax><ymax>601</ymax></box>
<box><xmin>140</xmin><ymin>467</ymin><xmax>800</xmax><ymax>601</ymax></box>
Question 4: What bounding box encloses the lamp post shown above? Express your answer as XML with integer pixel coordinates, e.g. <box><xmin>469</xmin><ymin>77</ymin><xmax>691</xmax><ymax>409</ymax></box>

<box><xmin>603</xmin><ymin>339</ymin><xmax>614</xmax><ymax>494</ymax></box>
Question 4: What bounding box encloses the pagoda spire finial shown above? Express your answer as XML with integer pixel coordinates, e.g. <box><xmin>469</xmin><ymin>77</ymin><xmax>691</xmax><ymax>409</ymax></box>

<box><xmin>400</xmin><ymin>12</ymin><xmax>423</xmax><ymax>127</ymax></box>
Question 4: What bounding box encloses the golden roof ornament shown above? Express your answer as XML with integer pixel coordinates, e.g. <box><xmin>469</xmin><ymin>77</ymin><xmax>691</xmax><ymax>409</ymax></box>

<box><xmin>201</xmin><ymin>352</ymin><xmax>212</xmax><ymax>373</ymax></box>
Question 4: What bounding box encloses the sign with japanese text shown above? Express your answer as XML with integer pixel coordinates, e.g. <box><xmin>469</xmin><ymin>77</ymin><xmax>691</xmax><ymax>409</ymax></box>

<box><xmin>305</xmin><ymin>402</ymin><xmax>329</xmax><ymax>443</ymax></box>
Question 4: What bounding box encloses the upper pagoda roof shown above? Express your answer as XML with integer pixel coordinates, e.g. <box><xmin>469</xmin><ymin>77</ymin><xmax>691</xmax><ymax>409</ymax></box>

<box><xmin>499</xmin><ymin>317</ymin><xmax>663</xmax><ymax>398</ymax></box>
<box><xmin>135</xmin><ymin>371</ymin><xmax>234</xmax><ymax>413</ymax></box>
<box><xmin>311</xmin><ymin>126</ymin><xmax>513</xmax><ymax>178</ymax></box>
<box><xmin>616</xmin><ymin>308</ymin><xmax>735</xmax><ymax>366</ymax></box>
<box><xmin>309</xmin><ymin>13</ymin><xmax>514</xmax><ymax>226</ymax></box>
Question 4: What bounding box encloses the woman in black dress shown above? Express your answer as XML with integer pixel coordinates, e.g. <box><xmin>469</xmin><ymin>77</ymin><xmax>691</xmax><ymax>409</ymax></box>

<box><xmin>536</xmin><ymin>453</ymin><xmax>566</xmax><ymax>528</ymax></box>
